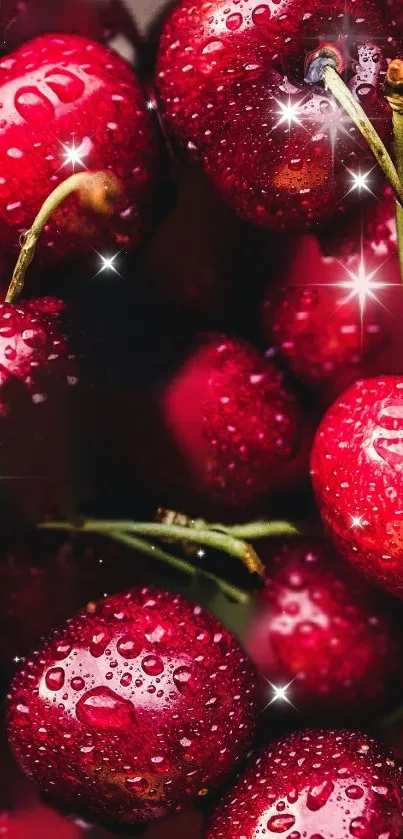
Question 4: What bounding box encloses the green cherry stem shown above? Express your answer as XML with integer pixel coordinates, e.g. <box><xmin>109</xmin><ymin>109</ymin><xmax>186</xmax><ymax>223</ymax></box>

<box><xmin>156</xmin><ymin>508</ymin><xmax>302</xmax><ymax>541</ymax></box>
<box><xmin>322</xmin><ymin>66</ymin><xmax>403</xmax><ymax>207</ymax></box>
<box><xmin>100</xmin><ymin>530</ymin><xmax>251</xmax><ymax>604</ymax></box>
<box><xmin>5</xmin><ymin>171</ymin><xmax>121</xmax><ymax>304</ymax></box>
<box><xmin>385</xmin><ymin>59</ymin><xmax>403</xmax><ymax>283</ymax></box>
<box><xmin>39</xmin><ymin>518</ymin><xmax>264</xmax><ymax>576</ymax></box>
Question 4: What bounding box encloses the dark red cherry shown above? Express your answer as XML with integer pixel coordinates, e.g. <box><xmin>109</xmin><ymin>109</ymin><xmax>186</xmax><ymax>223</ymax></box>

<box><xmin>157</xmin><ymin>0</ymin><xmax>391</xmax><ymax>230</ymax></box>
<box><xmin>206</xmin><ymin>729</ymin><xmax>403</xmax><ymax>839</ymax></box>
<box><xmin>311</xmin><ymin>376</ymin><xmax>403</xmax><ymax>597</ymax></box>
<box><xmin>245</xmin><ymin>538</ymin><xmax>403</xmax><ymax>720</ymax></box>
<box><xmin>0</xmin><ymin>33</ymin><xmax>159</xmax><ymax>266</ymax></box>
<box><xmin>7</xmin><ymin>588</ymin><xmax>260</xmax><ymax>828</ymax></box>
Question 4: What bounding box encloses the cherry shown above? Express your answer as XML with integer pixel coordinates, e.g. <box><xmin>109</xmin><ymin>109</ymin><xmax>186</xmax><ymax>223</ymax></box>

<box><xmin>0</xmin><ymin>33</ymin><xmax>159</xmax><ymax>266</ymax></box>
<box><xmin>156</xmin><ymin>0</ymin><xmax>391</xmax><ymax>230</ymax></box>
<box><xmin>7</xmin><ymin>587</ymin><xmax>260</xmax><ymax>828</ymax></box>
<box><xmin>386</xmin><ymin>1</ymin><xmax>403</xmax><ymax>34</ymax></box>
<box><xmin>162</xmin><ymin>335</ymin><xmax>303</xmax><ymax>509</ymax></box>
<box><xmin>245</xmin><ymin>538</ymin><xmax>402</xmax><ymax>721</ymax></box>
<box><xmin>206</xmin><ymin>729</ymin><xmax>403</xmax><ymax>839</ymax></box>
<box><xmin>261</xmin><ymin>188</ymin><xmax>403</xmax><ymax>399</ymax></box>
<box><xmin>311</xmin><ymin>376</ymin><xmax>403</xmax><ymax>598</ymax></box>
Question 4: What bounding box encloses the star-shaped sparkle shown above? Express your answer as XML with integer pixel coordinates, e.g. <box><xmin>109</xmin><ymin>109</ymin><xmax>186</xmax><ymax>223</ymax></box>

<box><xmin>273</xmin><ymin>97</ymin><xmax>306</xmax><ymax>132</ymax></box>
<box><xmin>59</xmin><ymin>137</ymin><xmax>88</xmax><ymax>171</ymax></box>
<box><xmin>350</xmin><ymin>515</ymin><xmax>367</xmax><ymax>529</ymax></box>
<box><xmin>261</xmin><ymin>677</ymin><xmax>299</xmax><ymax>712</ymax></box>
<box><xmin>345</xmin><ymin>166</ymin><xmax>376</xmax><ymax>198</ymax></box>
<box><xmin>93</xmin><ymin>251</ymin><xmax>123</xmax><ymax>279</ymax></box>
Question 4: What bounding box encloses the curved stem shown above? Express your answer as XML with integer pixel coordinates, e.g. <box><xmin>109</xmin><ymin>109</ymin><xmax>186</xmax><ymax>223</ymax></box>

<box><xmin>322</xmin><ymin>66</ymin><xmax>403</xmax><ymax>208</ymax></box>
<box><xmin>40</xmin><ymin>519</ymin><xmax>264</xmax><ymax>576</ymax></box>
<box><xmin>6</xmin><ymin>171</ymin><xmax>121</xmax><ymax>304</ymax></box>
<box><xmin>385</xmin><ymin>59</ymin><xmax>403</xmax><ymax>285</ymax></box>
<box><xmin>103</xmin><ymin>530</ymin><xmax>251</xmax><ymax>604</ymax></box>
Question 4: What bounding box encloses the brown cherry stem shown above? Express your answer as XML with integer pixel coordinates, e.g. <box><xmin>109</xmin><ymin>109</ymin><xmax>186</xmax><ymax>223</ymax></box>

<box><xmin>5</xmin><ymin>171</ymin><xmax>121</xmax><ymax>304</ymax></box>
<box><xmin>385</xmin><ymin>59</ymin><xmax>403</xmax><ymax>284</ymax></box>
<box><xmin>321</xmin><ymin>65</ymin><xmax>403</xmax><ymax>210</ymax></box>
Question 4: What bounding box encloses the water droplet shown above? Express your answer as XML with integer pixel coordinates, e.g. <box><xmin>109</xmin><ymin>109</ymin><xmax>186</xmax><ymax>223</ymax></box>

<box><xmin>267</xmin><ymin>814</ymin><xmax>296</xmax><ymax>833</ymax></box>
<box><xmin>125</xmin><ymin>776</ymin><xmax>149</xmax><ymax>792</ymax></box>
<box><xmin>15</xmin><ymin>86</ymin><xmax>55</xmax><ymax>125</ymax></box>
<box><xmin>117</xmin><ymin>636</ymin><xmax>140</xmax><ymax>659</ymax></box>
<box><xmin>350</xmin><ymin>817</ymin><xmax>370</xmax><ymax>838</ymax></box>
<box><xmin>307</xmin><ymin>779</ymin><xmax>334</xmax><ymax>810</ymax></box>
<box><xmin>142</xmin><ymin>655</ymin><xmax>164</xmax><ymax>676</ymax></box>
<box><xmin>71</xmin><ymin>677</ymin><xmax>85</xmax><ymax>692</ymax></box>
<box><xmin>173</xmin><ymin>665</ymin><xmax>198</xmax><ymax>696</ymax></box>
<box><xmin>45</xmin><ymin>667</ymin><xmax>65</xmax><ymax>691</ymax></box>
<box><xmin>89</xmin><ymin>628</ymin><xmax>110</xmax><ymax>658</ymax></box>
<box><xmin>226</xmin><ymin>12</ymin><xmax>242</xmax><ymax>29</ymax></box>
<box><xmin>44</xmin><ymin>68</ymin><xmax>85</xmax><ymax>102</ymax></box>
<box><xmin>252</xmin><ymin>4</ymin><xmax>271</xmax><ymax>25</ymax></box>
<box><xmin>55</xmin><ymin>641</ymin><xmax>72</xmax><ymax>660</ymax></box>
<box><xmin>346</xmin><ymin>785</ymin><xmax>364</xmax><ymax>800</ymax></box>
<box><xmin>120</xmin><ymin>673</ymin><xmax>132</xmax><ymax>687</ymax></box>
<box><xmin>76</xmin><ymin>686</ymin><xmax>135</xmax><ymax>731</ymax></box>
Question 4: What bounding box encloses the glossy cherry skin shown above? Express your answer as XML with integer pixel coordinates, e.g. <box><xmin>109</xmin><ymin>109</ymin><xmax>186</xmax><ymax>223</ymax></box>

<box><xmin>157</xmin><ymin>0</ymin><xmax>391</xmax><ymax>230</ymax></box>
<box><xmin>7</xmin><ymin>588</ymin><xmax>260</xmax><ymax>828</ymax></box>
<box><xmin>386</xmin><ymin>0</ymin><xmax>403</xmax><ymax>33</ymax></box>
<box><xmin>0</xmin><ymin>33</ymin><xmax>159</xmax><ymax>265</ymax></box>
<box><xmin>163</xmin><ymin>335</ymin><xmax>303</xmax><ymax>508</ymax></box>
<box><xmin>311</xmin><ymin>376</ymin><xmax>403</xmax><ymax>598</ymax></box>
<box><xmin>245</xmin><ymin>538</ymin><xmax>403</xmax><ymax>720</ymax></box>
<box><xmin>206</xmin><ymin>729</ymin><xmax>403</xmax><ymax>839</ymax></box>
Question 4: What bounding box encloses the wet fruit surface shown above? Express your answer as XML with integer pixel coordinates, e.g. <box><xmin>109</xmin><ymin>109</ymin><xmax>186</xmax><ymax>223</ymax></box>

<box><xmin>206</xmin><ymin>729</ymin><xmax>403</xmax><ymax>839</ymax></box>
<box><xmin>163</xmin><ymin>335</ymin><xmax>302</xmax><ymax>508</ymax></box>
<box><xmin>7</xmin><ymin>587</ymin><xmax>260</xmax><ymax>827</ymax></box>
<box><xmin>246</xmin><ymin>539</ymin><xmax>402</xmax><ymax>719</ymax></box>
<box><xmin>157</xmin><ymin>0</ymin><xmax>391</xmax><ymax>230</ymax></box>
<box><xmin>311</xmin><ymin>377</ymin><xmax>403</xmax><ymax>597</ymax></box>
<box><xmin>0</xmin><ymin>33</ymin><xmax>159</xmax><ymax>264</ymax></box>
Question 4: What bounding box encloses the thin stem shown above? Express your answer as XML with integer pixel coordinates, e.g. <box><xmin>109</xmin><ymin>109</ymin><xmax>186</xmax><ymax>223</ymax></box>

<box><xmin>6</xmin><ymin>171</ymin><xmax>121</xmax><ymax>304</ymax></box>
<box><xmin>322</xmin><ymin>66</ymin><xmax>403</xmax><ymax>208</ymax></box>
<box><xmin>221</xmin><ymin>520</ymin><xmax>302</xmax><ymax>540</ymax></box>
<box><xmin>392</xmin><ymin>111</ymin><xmax>403</xmax><ymax>281</ymax></box>
<box><xmin>40</xmin><ymin>519</ymin><xmax>264</xmax><ymax>576</ymax></box>
<box><xmin>103</xmin><ymin>530</ymin><xmax>251</xmax><ymax>604</ymax></box>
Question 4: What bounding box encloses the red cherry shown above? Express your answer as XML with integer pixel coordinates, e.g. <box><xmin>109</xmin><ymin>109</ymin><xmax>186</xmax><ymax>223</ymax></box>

<box><xmin>245</xmin><ymin>538</ymin><xmax>402</xmax><ymax>720</ymax></box>
<box><xmin>206</xmin><ymin>729</ymin><xmax>403</xmax><ymax>839</ymax></box>
<box><xmin>0</xmin><ymin>33</ymin><xmax>159</xmax><ymax>265</ymax></box>
<box><xmin>7</xmin><ymin>588</ymin><xmax>260</xmax><ymax>828</ymax></box>
<box><xmin>311</xmin><ymin>376</ymin><xmax>403</xmax><ymax>597</ymax></box>
<box><xmin>156</xmin><ymin>0</ymin><xmax>391</xmax><ymax>230</ymax></box>
<box><xmin>162</xmin><ymin>335</ymin><xmax>303</xmax><ymax>508</ymax></box>
<box><xmin>261</xmin><ymin>226</ymin><xmax>402</xmax><ymax>397</ymax></box>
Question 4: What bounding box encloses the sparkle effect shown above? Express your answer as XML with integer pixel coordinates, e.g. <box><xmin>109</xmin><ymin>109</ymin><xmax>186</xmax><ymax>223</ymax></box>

<box><xmin>94</xmin><ymin>251</ymin><xmax>123</xmax><ymax>279</ymax></box>
<box><xmin>351</xmin><ymin>515</ymin><xmax>367</xmax><ymax>528</ymax></box>
<box><xmin>345</xmin><ymin>167</ymin><xmax>376</xmax><ymax>197</ymax></box>
<box><xmin>273</xmin><ymin>97</ymin><xmax>305</xmax><ymax>132</ymax></box>
<box><xmin>59</xmin><ymin>137</ymin><xmax>88</xmax><ymax>171</ymax></box>
<box><xmin>262</xmin><ymin>677</ymin><xmax>298</xmax><ymax>712</ymax></box>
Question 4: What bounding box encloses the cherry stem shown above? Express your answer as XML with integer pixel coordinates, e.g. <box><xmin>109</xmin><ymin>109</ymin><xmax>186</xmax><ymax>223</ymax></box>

<box><xmin>156</xmin><ymin>509</ymin><xmax>302</xmax><ymax>541</ymax></box>
<box><xmin>40</xmin><ymin>518</ymin><xmax>265</xmax><ymax>576</ymax></box>
<box><xmin>5</xmin><ymin>171</ymin><xmax>121</xmax><ymax>304</ymax></box>
<box><xmin>385</xmin><ymin>59</ymin><xmax>403</xmax><ymax>284</ymax></box>
<box><xmin>97</xmin><ymin>530</ymin><xmax>251</xmax><ymax>604</ymax></box>
<box><xmin>321</xmin><ymin>65</ymin><xmax>403</xmax><ymax>209</ymax></box>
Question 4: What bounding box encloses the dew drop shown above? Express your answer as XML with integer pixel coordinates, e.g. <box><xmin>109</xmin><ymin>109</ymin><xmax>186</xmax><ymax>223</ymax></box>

<box><xmin>45</xmin><ymin>667</ymin><xmax>65</xmax><ymax>691</ymax></box>
<box><xmin>89</xmin><ymin>628</ymin><xmax>110</xmax><ymax>658</ymax></box>
<box><xmin>71</xmin><ymin>677</ymin><xmax>85</xmax><ymax>692</ymax></box>
<box><xmin>125</xmin><ymin>776</ymin><xmax>149</xmax><ymax>792</ymax></box>
<box><xmin>267</xmin><ymin>814</ymin><xmax>296</xmax><ymax>833</ymax></box>
<box><xmin>117</xmin><ymin>636</ymin><xmax>140</xmax><ymax>659</ymax></box>
<box><xmin>142</xmin><ymin>655</ymin><xmax>164</xmax><ymax>676</ymax></box>
<box><xmin>226</xmin><ymin>12</ymin><xmax>242</xmax><ymax>29</ymax></box>
<box><xmin>76</xmin><ymin>686</ymin><xmax>135</xmax><ymax>731</ymax></box>
<box><xmin>346</xmin><ymin>785</ymin><xmax>364</xmax><ymax>800</ymax></box>
<box><xmin>120</xmin><ymin>673</ymin><xmax>132</xmax><ymax>687</ymax></box>
<box><xmin>55</xmin><ymin>641</ymin><xmax>72</xmax><ymax>660</ymax></box>
<box><xmin>252</xmin><ymin>4</ymin><xmax>271</xmax><ymax>25</ymax></box>
<box><xmin>307</xmin><ymin>779</ymin><xmax>334</xmax><ymax>811</ymax></box>
<box><xmin>173</xmin><ymin>665</ymin><xmax>198</xmax><ymax>696</ymax></box>
<box><xmin>350</xmin><ymin>817</ymin><xmax>370</xmax><ymax>838</ymax></box>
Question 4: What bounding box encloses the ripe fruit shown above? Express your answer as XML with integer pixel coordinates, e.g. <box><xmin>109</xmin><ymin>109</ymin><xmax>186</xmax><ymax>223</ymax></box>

<box><xmin>206</xmin><ymin>729</ymin><xmax>403</xmax><ymax>839</ymax></box>
<box><xmin>261</xmin><ymin>193</ymin><xmax>403</xmax><ymax>398</ymax></box>
<box><xmin>7</xmin><ymin>588</ymin><xmax>260</xmax><ymax>828</ymax></box>
<box><xmin>0</xmin><ymin>33</ymin><xmax>159</xmax><ymax>265</ymax></box>
<box><xmin>245</xmin><ymin>538</ymin><xmax>402</xmax><ymax>720</ymax></box>
<box><xmin>311</xmin><ymin>376</ymin><xmax>403</xmax><ymax>597</ymax></box>
<box><xmin>162</xmin><ymin>335</ymin><xmax>303</xmax><ymax>508</ymax></box>
<box><xmin>157</xmin><ymin>0</ymin><xmax>391</xmax><ymax>230</ymax></box>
